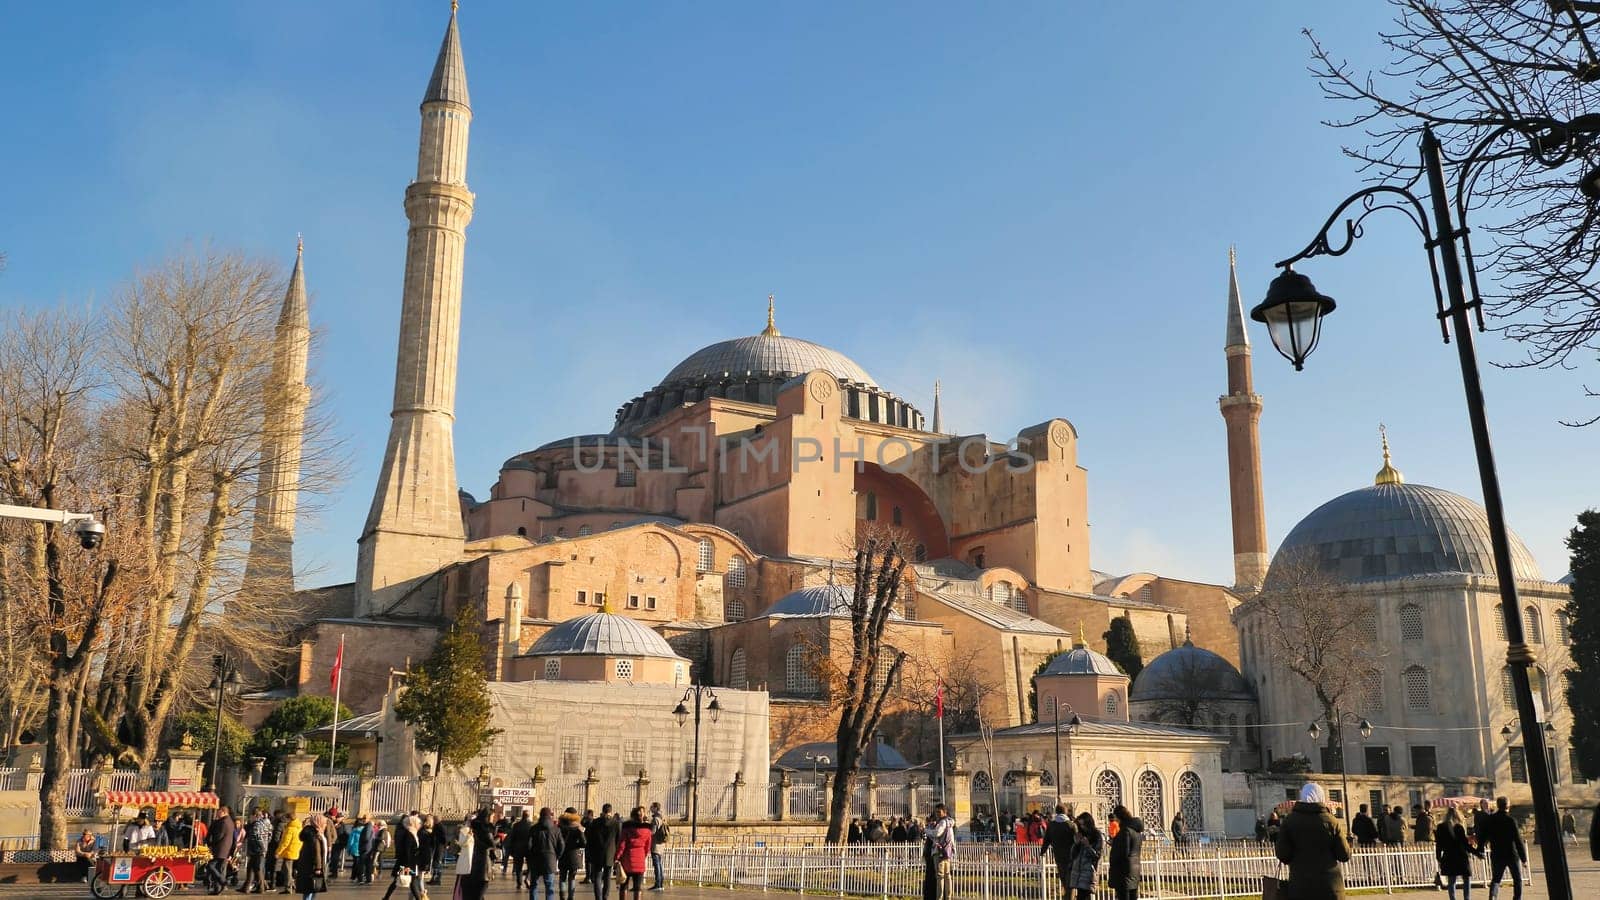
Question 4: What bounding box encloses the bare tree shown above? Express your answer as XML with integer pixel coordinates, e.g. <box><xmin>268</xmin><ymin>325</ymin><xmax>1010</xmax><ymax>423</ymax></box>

<box><xmin>1306</xmin><ymin>1</ymin><xmax>1600</xmax><ymax>420</ymax></box>
<box><xmin>1246</xmin><ymin>553</ymin><xmax>1382</xmax><ymax>773</ymax></box>
<box><xmin>1144</xmin><ymin>652</ymin><xmax>1244</xmax><ymax>728</ymax></box>
<box><xmin>822</xmin><ymin>535</ymin><xmax>909</xmax><ymax>844</ymax></box>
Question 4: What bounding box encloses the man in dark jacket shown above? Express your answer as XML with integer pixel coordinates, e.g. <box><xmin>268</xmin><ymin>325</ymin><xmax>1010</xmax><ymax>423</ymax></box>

<box><xmin>529</xmin><ymin>808</ymin><xmax>564</xmax><ymax>900</ymax></box>
<box><xmin>205</xmin><ymin>807</ymin><xmax>236</xmax><ymax>890</ymax></box>
<box><xmin>1480</xmin><ymin>796</ymin><xmax>1527</xmax><ymax>900</ymax></box>
<box><xmin>1351</xmin><ymin>805</ymin><xmax>1378</xmax><ymax>846</ymax></box>
<box><xmin>586</xmin><ymin>804</ymin><xmax>621</xmax><ymax>900</ymax></box>
<box><xmin>508</xmin><ymin>810</ymin><xmax>534</xmax><ymax>890</ymax></box>
<box><xmin>1382</xmin><ymin>806</ymin><xmax>1406</xmax><ymax>845</ymax></box>
<box><xmin>1107</xmin><ymin>805</ymin><xmax>1143</xmax><ymax>900</ymax></box>
<box><xmin>1275</xmin><ymin>783</ymin><xmax>1351</xmax><ymax>900</ymax></box>
<box><xmin>1039</xmin><ymin>805</ymin><xmax>1077</xmax><ymax>898</ymax></box>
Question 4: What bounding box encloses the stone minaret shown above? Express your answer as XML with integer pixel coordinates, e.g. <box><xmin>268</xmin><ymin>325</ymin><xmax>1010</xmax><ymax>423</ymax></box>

<box><xmin>356</xmin><ymin>3</ymin><xmax>473</xmax><ymax>617</ymax></box>
<box><xmin>930</xmin><ymin>379</ymin><xmax>943</xmax><ymax>433</ymax></box>
<box><xmin>242</xmin><ymin>237</ymin><xmax>311</xmax><ymax>602</ymax></box>
<box><xmin>1219</xmin><ymin>247</ymin><xmax>1269</xmax><ymax>593</ymax></box>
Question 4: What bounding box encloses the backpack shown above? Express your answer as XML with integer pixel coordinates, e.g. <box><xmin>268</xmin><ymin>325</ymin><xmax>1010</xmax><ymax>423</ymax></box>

<box><xmin>652</xmin><ymin>821</ymin><xmax>669</xmax><ymax>845</ymax></box>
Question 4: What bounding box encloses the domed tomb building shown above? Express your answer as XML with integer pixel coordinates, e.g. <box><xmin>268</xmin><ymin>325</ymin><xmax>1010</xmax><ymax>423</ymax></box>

<box><xmin>1130</xmin><ymin>634</ymin><xmax>1260</xmax><ymax>772</ymax></box>
<box><xmin>1233</xmin><ymin>441</ymin><xmax>1585</xmax><ymax>814</ymax></box>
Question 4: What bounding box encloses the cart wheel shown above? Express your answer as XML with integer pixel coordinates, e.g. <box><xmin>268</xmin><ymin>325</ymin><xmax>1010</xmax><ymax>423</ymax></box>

<box><xmin>89</xmin><ymin>873</ymin><xmax>125</xmax><ymax>898</ymax></box>
<box><xmin>138</xmin><ymin>868</ymin><xmax>174</xmax><ymax>899</ymax></box>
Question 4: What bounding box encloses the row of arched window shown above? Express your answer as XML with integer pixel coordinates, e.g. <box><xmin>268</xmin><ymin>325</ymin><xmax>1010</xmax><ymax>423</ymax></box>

<box><xmin>971</xmin><ymin>768</ymin><xmax>1204</xmax><ymax>832</ymax></box>
<box><xmin>1491</xmin><ymin>603</ymin><xmax>1571</xmax><ymax>645</ymax></box>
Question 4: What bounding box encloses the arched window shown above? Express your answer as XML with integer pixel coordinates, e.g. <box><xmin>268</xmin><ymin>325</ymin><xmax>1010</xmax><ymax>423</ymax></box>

<box><xmin>1136</xmin><ymin>770</ymin><xmax>1164</xmax><ymax>826</ymax></box>
<box><xmin>973</xmin><ymin>771</ymin><xmax>992</xmax><ymax>792</ymax></box>
<box><xmin>1558</xmin><ymin>611</ymin><xmax>1573</xmax><ymax>645</ymax></box>
<box><xmin>1534</xmin><ymin>667</ymin><xmax>1550</xmax><ymax>710</ymax></box>
<box><xmin>1525</xmin><ymin>606</ymin><xmax>1543</xmax><ymax>644</ymax></box>
<box><xmin>725</xmin><ymin>598</ymin><xmax>746</xmax><ymax>621</ymax></box>
<box><xmin>516</xmin><ymin>526</ymin><xmax>528</xmax><ymax>537</ymax></box>
<box><xmin>892</xmin><ymin>506</ymin><xmax>903</xmax><ymax>526</ymax></box>
<box><xmin>785</xmin><ymin>645</ymin><xmax>818</xmax><ymax>695</ymax></box>
<box><xmin>914</xmin><ymin>543</ymin><xmax>927</xmax><ymax>563</ymax></box>
<box><xmin>1363</xmin><ymin>670</ymin><xmax>1386</xmax><ymax>712</ymax></box>
<box><xmin>728</xmin><ymin>649</ymin><xmax>748</xmax><ymax>690</ymax></box>
<box><xmin>696</xmin><ymin>539</ymin><xmax>714</xmax><ymax>574</ymax></box>
<box><xmin>1040</xmin><ymin>770</ymin><xmax>1055</xmax><ymax>787</ymax></box>
<box><xmin>1357</xmin><ymin>611</ymin><xmax>1379</xmax><ymax>643</ymax></box>
<box><xmin>556</xmin><ymin>527</ymin><xmax>568</xmax><ymax>538</ymax></box>
<box><xmin>1177</xmin><ymin>771</ymin><xmax>1204</xmax><ymax>831</ymax></box>
<box><xmin>577</xmin><ymin>524</ymin><xmax>593</xmax><ymax>536</ymax></box>
<box><xmin>1399</xmin><ymin>604</ymin><xmax>1424</xmax><ymax>642</ymax></box>
<box><xmin>864</xmin><ymin>492</ymin><xmax>878</xmax><ymax>521</ymax></box>
<box><xmin>1094</xmin><ymin>770</ymin><xmax>1123</xmax><ymax>821</ymax></box>
<box><xmin>1494</xmin><ymin>606</ymin><xmax>1507</xmax><ymax>640</ymax></box>
<box><xmin>727</xmin><ymin>556</ymin><xmax>747</xmax><ymax>589</ymax></box>
<box><xmin>1502</xmin><ymin>666</ymin><xmax>1517</xmax><ymax>706</ymax></box>
<box><xmin>1403</xmin><ymin>666</ymin><xmax>1431</xmax><ymax>710</ymax></box>
<box><xmin>872</xmin><ymin>647</ymin><xmax>897</xmax><ymax>694</ymax></box>
<box><xmin>1105</xmin><ymin>692</ymin><xmax>1120</xmax><ymax>717</ymax></box>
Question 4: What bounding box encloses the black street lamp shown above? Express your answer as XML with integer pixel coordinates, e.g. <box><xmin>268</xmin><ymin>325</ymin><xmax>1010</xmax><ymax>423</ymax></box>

<box><xmin>1044</xmin><ymin>696</ymin><xmax>1082</xmax><ymax>806</ymax></box>
<box><xmin>1259</xmin><ymin>117</ymin><xmax>1600</xmax><ymax>900</ymax></box>
<box><xmin>673</xmin><ymin>683</ymin><xmax>720</xmax><ymax>844</ymax></box>
<box><xmin>1306</xmin><ymin>714</ymin><xmax>1373</xmax><ymax>832</ymax></box>
<box><xmin>802</xmin><ymin>751</ymin><xmax>831</xmax><ymax>820</ymax></box>
<box><xmin>206</xmin><ymin>653</ymin><xmax>241</xmax><ymax>795</ymax></box>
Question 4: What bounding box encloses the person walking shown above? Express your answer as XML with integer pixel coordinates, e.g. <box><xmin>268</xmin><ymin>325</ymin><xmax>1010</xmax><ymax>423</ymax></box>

<box><xmin>425</xmin><ymin>815</ymin><xmax>446</xmax><ymax>885</ymax></box>
<box><xmin>508</xmin><ymin>809</ymin><xmax>534</xmax><ymax>890</ymax></box>
<box><xmin>293</xmin><ymin>815</ymin><xmax>329</xmax><ymax>900</ymax></box>
<box><xmin>1412</xmin><ymin>805</ymin><xmax>1435</xmax><ymax>844</ymax></box>
<box><xmin>1473</xmin><ymin>800</ymin><xmax>1492</xmax><ymax>845</ymax></box>
<box><xmin>328</xmin><ymin>815</ymin><xmax>350</xmax><ymax>881</ymax></box>
<box><xmin>1480</xmin><ymin>797</ymin><xmax>1527</xmax><ymax>900</ymax></box>
<box><xmin>367</xmin><ymin>818</ymin><xmax>391</xmax><ymax>884</ymax></box>
<box><xmin>415</xmin><ymin>815</ymin><xmax>436</xmax><ymax>887</ymax></box>
<box><xmin>1382</xmin><ymin>806</ymin><xmax>1405</xmax><ymax>846</ymax></box>
<box><xmin>378</xmin><ymin>815</ymin><xmax>422</xmax><ymax>900</ymax></box>
<box><xmin>558</xmin><ymin>809</ymin><xmax>586</xmax><ymax>900</ymax></box>
<box><xmin>346</xmin><ymin>816</ymin><xmax>371</xmax><ymax>884</ymax></box>
<box><xmin>1275</xmin><ymin>782</ymin><xmax>1352</xmax><ymax>900</ymax></box>
<box><xmin>647</xmin><ymin>802</ymin><xmax>668</xmax><ymax>892</ymax></box>
<box><xmin>1041</xmin><ymin>805</ymin><xmax>1076</xmax><ymax>900</ymax></box>
<box><xmin>461</xmin><ymin>809</ymin><xmax>498</xmax><ymax>900</ymax></box>
<box><xmin>616</xmin><ymin>808</ymin><xmax>654</xmax><ymax>900</ymax></box>
<box><xmin>586</xmin><ymin>804</ymin><xmax>621</xmax><ymax>900</ymax></box>
<box><xmin>1434</xmin><ymin>807</ymin><xmax>1481</xmax><ymax>900</ymax></box>
<box><xmin>274</xmin><ymin>812</ymin><xmax>303</xmax><ymax>894</ymax></box>
<box><xmin>1351</xmin><ymin>805</ymin><xmax>1378</xmax><ymax>847</ymax></box>
<box><xmin>530</xmin><ymin>807</ymin><xmax>564</xmax><ymax>900</ymax></box>
<box><xmin>1065</xmin><ymin>812</ymin><xmax>1103</xmax><ymax>900</ymax></box>
<box><xmin>241</xmin><ymin>808</ymin><xmax>274</xmax><ymax>893</ymax></box>
<box><xmin>1107</xmin><ymin>805</ymin><xmax>1144</xmax><ymax>900</ymax></box>
<box><xmin>921</xmin><ymin>804</ymin><xmax>955</xmax><ymax>900</ymax></box>
<box><xmin>207</xmin><ymin>807</ymin><xmax>238</xmax><ymax>892</ymax></box>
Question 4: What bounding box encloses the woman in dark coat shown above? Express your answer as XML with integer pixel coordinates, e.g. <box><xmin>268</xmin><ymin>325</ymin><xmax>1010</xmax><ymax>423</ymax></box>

<box><xmin>381</xmin><ymin>816</ymin><xmax>424</xmax><ymax>900</ymax></box>
<box><xmin>529</xmin><ymin>808</ymin><xmax>565</xmax><ymax>900</ymax></box>
<box><xmin>1591</xmin><ymin>802</ymin><xmax>1600</xmax><ymax>861</ymax></box>
<box><xmin>1107</xmin><ymin>805</ymin><xmax>1144</xmax><ymax>900</ymax></box>
<box><xmin>460</xmin><ymin>810</ymin><xmax>498</xmax><ymax>900</ymax></box>
<box><xmin>1064</xmin><ymin>812</ymin><xmax>1103</xmax><ymax>900</ymax></box>
<box><xmin>293</xmin><ymin>815</ymin><xmax>329</xmax><ymax>899</ymax></box>
<box><xmin>558</xmin><ymin>808</ymin><xmax>586</xmax><ymax>900</ymax></box>
<box><xmin>1274</xmin><ymin>782</ymin><xmax>1352</xmax><ymax>900</ymax></box>
<box><xmin>1433</xmin><ymin>807</ymin><xmax>1480</xmax><ymax>900</ymax></box>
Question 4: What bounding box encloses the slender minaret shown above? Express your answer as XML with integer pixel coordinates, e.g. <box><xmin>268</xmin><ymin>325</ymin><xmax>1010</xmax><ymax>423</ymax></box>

<box><xmin>1220</xmin><ymin>247</ymin><xmax>1269</xmax><ymax>593</ymax></box>
<box><xmin>356</xmin><ymin>2</ymin><xmax>474</xmax><ymax>616</ymax></box>
<box><xmin>930</xmin><ymin>379</ymin><xmax>943</xmax><ymax>433</ymax></box>
<box><xmin>242</xmin><ymin>237</ymin><xmax>311</xmax><ymax>602</ymax></box>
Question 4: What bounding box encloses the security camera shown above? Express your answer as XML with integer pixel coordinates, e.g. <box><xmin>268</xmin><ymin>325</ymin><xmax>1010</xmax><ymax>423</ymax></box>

<box><xmin>73</xmin><ymin>519</ymin><xmax>105</xmax><ymax>550</ymax></box>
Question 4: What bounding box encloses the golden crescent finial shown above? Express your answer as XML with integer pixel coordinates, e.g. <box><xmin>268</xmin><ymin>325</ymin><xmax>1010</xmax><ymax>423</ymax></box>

<box><xmin>761</xmin><ymin>293</ymin><xmax>780</xmax><ymax>337</ymax></box>
<box><xmin>1375</xmin><ymin>423</ymin><xmax>1405</xmax><ymax>485</ymax></box>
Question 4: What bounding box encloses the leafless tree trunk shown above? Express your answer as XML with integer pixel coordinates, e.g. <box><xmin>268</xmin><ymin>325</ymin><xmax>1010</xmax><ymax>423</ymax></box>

<box><xmin>1306</xmin><ymin>1</ymin><xmax>1600</xmax><ymax>422</ymax></box>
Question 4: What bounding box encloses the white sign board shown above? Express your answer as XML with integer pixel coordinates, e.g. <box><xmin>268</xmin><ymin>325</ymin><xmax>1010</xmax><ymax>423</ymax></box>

<box><xmin>489</xmin><ymin>787</ymin><xmax>536</xmax><ymax>806</ymax></box>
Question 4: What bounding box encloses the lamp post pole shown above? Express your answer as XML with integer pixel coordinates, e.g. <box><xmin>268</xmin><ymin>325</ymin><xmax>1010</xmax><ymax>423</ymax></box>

<box><xmin>1257</xmin><ymin>119</ymin><xmax>1600</xmax><ymax>900</ymax></box>
<box><xmin>1050</xmin><ymin>698</ymin><xmax>1062</xmax><ymax>807</ymax></box>
<box><xmin>674</xmin><ymin>683</ymin><xmax>720</xmax><ymax>845</ymax></box>
<box><xmin>207</xmin><ymin>653</ymin><xmax>237</xmax><ymax>796</ymax></box>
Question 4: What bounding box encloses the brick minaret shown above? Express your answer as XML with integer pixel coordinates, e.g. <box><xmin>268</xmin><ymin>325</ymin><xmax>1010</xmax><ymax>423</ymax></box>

<box><xmin>1219</xmin><ymin>248</ymin><xmax>1269</xmax><ymax>593</ymax></box>
<box><xmin>356</xmin><ymin>3</ymin><xmax>473</xmax><ymax>616</ymax></box>
<box><xmin>242</xmin><ymin>237</ymin><xmax>311</xmax><ymax>602</ymax></box>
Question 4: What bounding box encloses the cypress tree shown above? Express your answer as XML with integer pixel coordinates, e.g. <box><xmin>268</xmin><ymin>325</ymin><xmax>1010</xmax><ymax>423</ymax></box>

<box><xmin>394</xmin><ymin>604</ymin><xmax>502</xmax><ymax>770</ymax></box>
<box><xmin>1104</xmin><ymin>615</ymin><xmax>1145</xmax><ymax>680</ymax></box>
<box><xmin>1565</xmin><ymin>510</ymin><xmax>1600</xmax><ymax>780</ymax></box>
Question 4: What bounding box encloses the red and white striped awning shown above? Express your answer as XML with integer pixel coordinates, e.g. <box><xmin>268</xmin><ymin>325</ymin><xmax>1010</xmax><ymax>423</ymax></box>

<box><xmin>1431</xmin><ymin>796</ymin><xmax>1488</xmax><ymax>809</ymax></box>
<box><xmin>105</xmin><ymin>790</ymin><xmax>220</xmax><ymax>809</ymax></box>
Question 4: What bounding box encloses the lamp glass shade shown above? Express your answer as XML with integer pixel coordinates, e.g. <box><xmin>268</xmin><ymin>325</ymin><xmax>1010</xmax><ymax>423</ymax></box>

<box><xmin>1307</xmin><ymin>721</ymin><xmax>1322</xmax><ymax>741</ymax></box>
<box><xmin>672</xmin><ymin>701</ymin><xmax>689</xmax><ymax>726</ymax></box>
<box><xmin>1501</xmin><ymin>724</ymin><xmax>1515</xmax><ymax>738</ymax></box>
<box><xmin>1251</xmin><ymin>270</ymin><xmax>1337</xmax><ymax>370</ymax></box>
<box><xmin>1358</xmin><ymin>719</ymin><xmax>1373</xmax><ymax>740</ymax></box>
<box><xmin>708</xmin><ymin>697</ymin><xmax>722</xmax><ymax>724</ymax></box>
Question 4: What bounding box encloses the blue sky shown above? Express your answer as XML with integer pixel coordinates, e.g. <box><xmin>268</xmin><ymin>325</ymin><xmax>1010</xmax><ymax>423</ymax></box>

<box><xmin>2</xmin><ymin>1</ymin><xmax>1596</xmax><ymax>588</ymax></box>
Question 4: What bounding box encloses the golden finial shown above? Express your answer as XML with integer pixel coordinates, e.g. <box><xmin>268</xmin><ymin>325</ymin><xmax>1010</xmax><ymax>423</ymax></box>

<box><xmin>1076</xmin><ymin>621</ymin><xmax>1087</xmax><ymax>647</ymax></box>
<box><xmin>598</xmin><ymin>597</ymin><xmax>611</xmax><ymax>614</ymax></box>
<box><xmin>451</xmin><ymin>0</ymin><xmax>459</xmax><ymax>13</ymax></box>
<box><xmin>761</xmin><ymin>294</ymin><xmax>780</xmax><ymax>337</ymax></box>
<box><xmin>1229</xmin><ymin>244</ymin><xmax>1236</xmax><ymax>267</ymax></box>
<box><xmin>296</xmin><ymin>233</ymin><xmax>303</xmax><ymax>256</ymax></box>
<box><xmin>1375</xmin><ymin>424</ymin><xmax>1405</xmax><ymax>485</ymax></box>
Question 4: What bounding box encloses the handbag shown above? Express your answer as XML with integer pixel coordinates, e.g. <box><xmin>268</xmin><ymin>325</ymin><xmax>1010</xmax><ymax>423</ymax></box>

<box><xmin>1260</xmin><ymin>874</ymin><xmax>1286</xmax><ymax>900</ymax></box>
<box><xmin>397</xmin><ymin>868</ymin><xmax>414</xmax><ymax>888</ymax></box>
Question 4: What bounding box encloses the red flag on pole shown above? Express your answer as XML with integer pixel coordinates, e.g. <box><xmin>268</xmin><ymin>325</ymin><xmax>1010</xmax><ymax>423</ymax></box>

<box><xmin>936</xmin><ymin>682</ymin><xmax>944</xmax><ymax>718</ymax></box>
<box><xmin>330</xmin><ymin>636</ymin><xmax>345</xmax><ymax>693</ymax></box>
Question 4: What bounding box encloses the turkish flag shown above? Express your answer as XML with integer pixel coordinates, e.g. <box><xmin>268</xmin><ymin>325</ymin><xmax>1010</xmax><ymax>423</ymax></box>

<box><xmin>936</xmin><ymin>683</ymin><xmax>944</xmax><ymax>719</ymax></box>
<box><xmin>330</xmin><ymin>638</ymin><xmax>344</xmax><ymax>694</ymax></box>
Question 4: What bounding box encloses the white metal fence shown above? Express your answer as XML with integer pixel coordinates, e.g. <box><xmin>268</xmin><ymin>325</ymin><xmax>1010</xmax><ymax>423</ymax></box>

<box><xmin>311</xmin><ymin>772</ymin><xmax>359</xmax><ymax>815</ymax></box>
<box><xmin>368</xmin><ymin>775</ymin><xmax>420</xmax><ymax>817</ymax></box>
<box><xmin>660</xmin><ymin>843</ymin><xmax>1520</xmax><ymax>899</ymax></box>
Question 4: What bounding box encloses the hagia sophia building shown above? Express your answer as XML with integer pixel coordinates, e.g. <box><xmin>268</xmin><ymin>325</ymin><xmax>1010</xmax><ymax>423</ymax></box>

<box><xmin>240</xmin><ymin>7</ymin><xmax>1591</xmax><ymax>833</ymax></box>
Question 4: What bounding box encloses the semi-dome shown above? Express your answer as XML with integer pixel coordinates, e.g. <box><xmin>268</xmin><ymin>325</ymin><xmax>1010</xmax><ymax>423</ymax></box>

<box><xmin>1270</xmin><ymin>481</ymin><xmax>1542</xmax><ymax>584</ymax></box>
<box><xmin>1040</xmin><ymin>643</ymin><xmax>1123</xmax><ymax>678</ymax></box>
<box><xmin>1130</xmin><ymin>640</ymin><xmax>1254</xmax><ymax>702</ymax></box>
<box><xmin>524</xmin><ymin>611</ymin><xmax>684</xmax><ymax>659</ymax></box>
<box><xmin>764</xmin><ymin>583</ymin><xmax>903</xmax><ymax>620</ymax></box>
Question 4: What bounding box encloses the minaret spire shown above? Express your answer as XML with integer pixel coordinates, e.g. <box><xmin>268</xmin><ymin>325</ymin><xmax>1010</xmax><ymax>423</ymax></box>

<box><xmin>357</xmin><ymin>5</ymin><xmax>476</xmax><ymax>616</ymax></box>
<box><xmin>243</xmin><ymin>238</ymin><xmax>312</xmax><ymax>604</ymax></box>
<box><xmin>761</xmin><ymin>293</ymin><xmax>780</xmax><ymax>337</ymax></box>
<box><xmin>930</xmin><ymin>379</ymin><xmax>943</xmax><ymax>433</ymax></box>
<box><xmin>1219</xmin><ymin>247</ymin><xmax>1269</xmax><ymax>593</ymax></box>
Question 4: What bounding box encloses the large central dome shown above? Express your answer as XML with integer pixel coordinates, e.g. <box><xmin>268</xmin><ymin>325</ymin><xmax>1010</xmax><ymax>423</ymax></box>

<box><xmin>661</xmin><ymin>334</ymin><xmax>877</xmax><ymax>387</ymax></box>
<box><xmin>1270</xmin><ymin>481</ymin><xmax>1542</xmax><ymax>584</ymax></box>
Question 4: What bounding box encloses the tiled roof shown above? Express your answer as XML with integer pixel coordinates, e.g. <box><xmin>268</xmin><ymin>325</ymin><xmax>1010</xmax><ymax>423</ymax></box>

<box><xmin>987</xmin><ymin>720</ymin><xmax>1225</xmax><ymax>740</ymax></box>
<box><xmin>925</xmin><ymin>590</ymin><xmax>1068</xmax><ymax>636</ymax></box>
<box><xmin>765</xmin><ymin>584</ymin><xmax>905</xmax><ymax>621</ymax></box>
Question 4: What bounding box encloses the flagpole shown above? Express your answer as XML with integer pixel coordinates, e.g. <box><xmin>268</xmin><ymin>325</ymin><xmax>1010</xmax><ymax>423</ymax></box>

<box><xmin>936</xmin><ymin>683</ymin><xmax>946</xmax><ymax>808</ymax></box>
<box><xmin>328</xmin><ymin>633</ymin><xmax>344</xmax><ymax>777</ymax></box>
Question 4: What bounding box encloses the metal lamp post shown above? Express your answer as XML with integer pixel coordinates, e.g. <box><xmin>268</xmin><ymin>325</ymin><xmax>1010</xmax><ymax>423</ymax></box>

<box><xmin>803</xmin><ymin>751</ymin><xmax>831</xmax><ymax>820</ymax></box>
<box><xmin>206</xmin><ymin>653</ymin><xmax>240</xmax><ymax>795</ymax></box>
<box><xmin>1257</xmin><ymin>118</ymin><xmax>1600</xmax><ymax>900</ymax></box>
<box><xmin>1045</xmin><ymin>697</ymin><xmax>1082</xmax><ymax>805</ymax></box>
<box><xmin>673</xmin><ymin>684</ymin><xmax>721</xmax><ymax>844</ymax></box>
<box><xmin>1306</xmin><ymin>714</ymin><xmax>1372</xmax><ymax>832</ymax></box>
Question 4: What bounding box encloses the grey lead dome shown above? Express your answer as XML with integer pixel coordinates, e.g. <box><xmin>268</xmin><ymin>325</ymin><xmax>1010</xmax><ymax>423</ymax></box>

<box><xmin>524</xmin><ymin>611</ymin><xmax>684</xmax><ymax>658</ymax></box>
<box><xmin>661</xmin><ymin>334</ymin><xmax>877</xmax><ymax>388</ymax></box>
<box><xmin>1130</xmin><ymin>642</ymin><xmax>1254</xmax><ymax>702</ymax></box>
<box><xmin>1270</xmin><ymin>482</ymin><xmax>1542</xmax><ymax>584</ymax></box>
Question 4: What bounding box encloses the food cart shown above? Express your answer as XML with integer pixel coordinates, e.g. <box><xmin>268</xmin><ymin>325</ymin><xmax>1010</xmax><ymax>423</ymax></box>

<box><xmin>90</xmin><ymin>790</ymin><xmax>220</xmax><ymax>899</ymax></box>
<box><xmin>1431</xmin><ymin>795</ymin><xmax>1490</xmax><ymax>810</ymax></box>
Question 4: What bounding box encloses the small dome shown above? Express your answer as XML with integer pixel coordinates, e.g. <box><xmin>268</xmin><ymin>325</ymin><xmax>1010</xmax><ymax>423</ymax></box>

<box><xmin>1130</xmin><ymin>641</ymin><xmax>1254</xmax><ymax>702</ymax></box>
<box><xmin>524</xmin><ymin>612</ymin><xmax>684</xmax><ymax>659</ymax></box>
<box><xmin>661</xmin><ymin>334</ymin><xmax>877</xmax><ymax>387</ymax></box>
<box><xmin>1271</xmin><ymin>481</ymin><xmax>1542</xmax><ymax>584</ymax></box>
<box><xmin>765</xmin><ymin>584</ymin><xmax>903</xmax><ymax>620</ymax></box>
<box><xmin>1040</xmin><ymin>644</ymin><xmax>1123</xmax><ymax>678</ymax></box>
<box><xmin>1560</xmin><ymin>572</ymin><xmax>1575</xmax><ymax>586</ymax></box>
